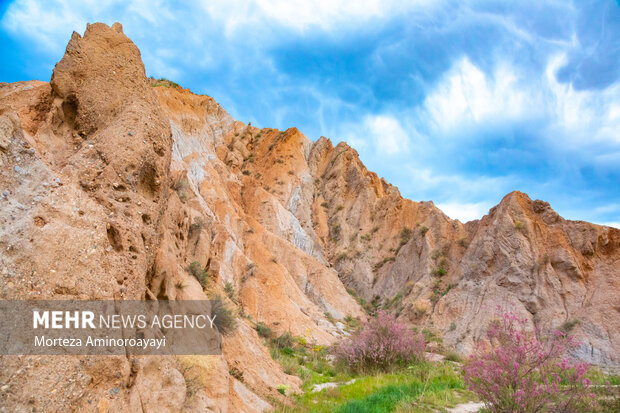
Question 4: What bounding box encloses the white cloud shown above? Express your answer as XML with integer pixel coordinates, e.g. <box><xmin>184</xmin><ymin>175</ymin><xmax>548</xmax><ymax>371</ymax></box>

<box><xmin>597</xmin><ymin>222</ymin><xmax>620</xmax><ymax>229</ymax></box>
<box><xmin>436</xmin><ymin>201</ymin><xmax>490</xmax><ymax>223</ymax></box>
<box><xmin>421</xmin><ymin>54</ymin><xmax>620</xmax><ymax>151</ymax></box>
<box><xmin>201</xmin><ymin>0</ymin><xmax>441</xmax><ymax>33</ymax></box>
<box><xmin>424</xmin><ymin>57</ymin><xmax>531</xmax><ymax>132</ymax></box>
<box><xmin>405</xmin><ymin>165</ymin><xmax>512</xmax><ymax>197</ymax></box>
<box><xmin>544</xmin><ymin>53</ymin><xmax>620</xmax><ymax>146</ymax></box>
<box><xmin>2</xmin><ymin>0</ymin><xmax>442</xmax><ymax>50</ymax></box>
<box><xmin>363</xmin><ymin>114</ymin><xmax>410</xmax><ymax>155</ymax></box>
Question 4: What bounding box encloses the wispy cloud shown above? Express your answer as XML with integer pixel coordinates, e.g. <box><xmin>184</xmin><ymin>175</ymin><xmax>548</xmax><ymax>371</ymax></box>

<box><xmin>1</xmin><ymin>0</ymin><xmax>618</xmax><ymax>225</ymax></box>
<box><xmin>436</xmin><ymin>201</ymin><xmax>491</xmax><ymax>223</ymax></box>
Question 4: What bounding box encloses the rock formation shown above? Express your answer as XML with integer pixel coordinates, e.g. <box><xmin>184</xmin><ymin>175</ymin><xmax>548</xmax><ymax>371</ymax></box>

<box><xmin>0</xmin><ymin>22</ymin><xmax>617</xmax><ymax>412</ymax></box>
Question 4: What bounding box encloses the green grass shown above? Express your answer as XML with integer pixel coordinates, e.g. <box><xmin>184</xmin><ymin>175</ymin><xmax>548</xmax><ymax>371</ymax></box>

<box><xmin>275</xmin><ymin>361</ymin><xmax>476</xmax><ymax>413</ymax></box>
<box><xmin>270</xmin><ymin>335</ymin><xmax>620</xmax><ymax>413</ymax></box>
<box><xmin>149</xmin><ymin>77</ymin><xmax>180</xmax><ymax>88</ymax></box>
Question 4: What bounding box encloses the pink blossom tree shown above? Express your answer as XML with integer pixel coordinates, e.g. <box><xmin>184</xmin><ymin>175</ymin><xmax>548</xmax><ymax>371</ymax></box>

<box><xmin>463</xmin><ymin>310</ymin><xmax>597</xmax><ymax>412</ymax></box>
<box><xmin>333</xmin><ymin>310</ymin><xmax>426</xmax><ymax>372</ymax></box>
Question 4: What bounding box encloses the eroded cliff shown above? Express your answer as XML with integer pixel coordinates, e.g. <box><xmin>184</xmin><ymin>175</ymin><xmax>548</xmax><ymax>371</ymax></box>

<box><xmin>0</xmin><ymin>22</ymin><xmax>618</xmax><ymax>412</ymax></box>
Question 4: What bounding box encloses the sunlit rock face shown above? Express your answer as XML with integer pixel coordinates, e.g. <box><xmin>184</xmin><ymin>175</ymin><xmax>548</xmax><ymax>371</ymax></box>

<box><xmin>0</xmin><ymin>20</ymin><xmax>618</xmax><ymax>413</ymax></box>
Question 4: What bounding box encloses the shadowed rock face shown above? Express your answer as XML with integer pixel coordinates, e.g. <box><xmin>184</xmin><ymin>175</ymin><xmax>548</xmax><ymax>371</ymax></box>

<box><xmin>0</xmin><ymin>21</ymin><xmax>618</xmax><ymax>412</ymax></box>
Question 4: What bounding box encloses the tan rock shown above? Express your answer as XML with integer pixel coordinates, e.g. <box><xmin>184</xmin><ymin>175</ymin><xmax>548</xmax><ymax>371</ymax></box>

<box><xmin>1</xmin><ymin>19</ymin><xmax>618</xmax><ymax>413</ymax></box>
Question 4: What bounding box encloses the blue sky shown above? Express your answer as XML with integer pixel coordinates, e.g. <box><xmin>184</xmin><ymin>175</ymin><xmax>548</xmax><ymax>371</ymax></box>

<box><xmin>1</xmin><ymin>0</ymin><xmax>619</xmax><ymax>226</ymax></box>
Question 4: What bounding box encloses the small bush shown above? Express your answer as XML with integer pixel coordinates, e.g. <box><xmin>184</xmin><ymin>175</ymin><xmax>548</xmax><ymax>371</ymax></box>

<box><xmin>336</xmin><ymin>204</ymin><xmax>344</xmax><ymax>212</ymax></box>
<box><xmin>324</xmin><ymin>312</ymin><xmax>335</xmax><ymax>324</ymax></box>
<box><xmin>255</xmin><ymin>322</ymin><xmax>273</xmax><ymax>339</ymax></box>
<box><xmin>344</xmin><ymin>314</ymin><xmax>360</xmax><ymax>329</ymax></box>
<box><xmin>464</xmin><ymin>310</ymin><xmax>596</xmax><ymax>413</ymax></box>
<box><xmin>212</xmin><ymin>296</ymin><xmax>237</xmax><ymax>335</ymax></box>
<box><xmin>399</xmin><ymin>227</ymin><xmax>412</xmax><ymax>247</ymax></box>
<box><xmin>413</xmin><ymin>302</ymin><xmax>428</xmax><ymax>317</ymax></box>
<box><xmin>276</xmin><ymin>384</ymin><xmax>289</xmax><ymax>396</ymax></box>
<box><xmin>419</xmin><ymin>226</ymin><xmax>429</xmax><ymax>236</ymax></box>
<box><xmin>229</xmin><ymin>367</ymin><xmax>243</xmax><ymax>382</ymax></box>
<box><xmin>560</xmin><ymin>319</ymin><xmax>580</xmax><ymax>333</ymax></box>
<box><xmin>272</xmin><ymin>332</ymin><xmax>294</xmax><ymax>349</ymax></box>
<box><xmin>514</xmin><ymin>220</ymin><xmax>525</xmax><ymax>231</ymax></box>
<box><xmin>373</xmin><ymin>256</ymin><xmax>396</xmax><ymax>271</ymax></box>
<box><xmin>224</xmin><ymin>282</ymin><xmax>235</xmax><ymax>300</ymax></box>
<box><xmin>321</xmin><ymin>202</ymin><xmax>329</xmax><ymax>208</ymax></box>
<box><xmin>242</xmin><ymin>170</ymin><xmax>251</xmax><ymax>176</ymax></box>
<box><xmin>188</xmin><ymin>216</ymin><xmax>203</xmax><ymax>238</ymax></box>
<box><xmin>174</xmin><ymin>177</ymin><xmax>189</xmax><ymax>191</ymax></box>
<box><xmin>150</xmin><ymin>77</ymin><xmax>180</xmax><ymax>88</ymax></box>
<box><xmin>444</xmin><ymin>350</ymin><xmax>462</xmax><ymax>362</ymax></box>
<box><xmin>186</xmin><ymin>261</ymin><xmax>208</xmax><ymax>287</ymax></box>
<box><xmin>332</xmin><ymin>310</ymin><xmax>426</xmax><ymax>373</ymax></box>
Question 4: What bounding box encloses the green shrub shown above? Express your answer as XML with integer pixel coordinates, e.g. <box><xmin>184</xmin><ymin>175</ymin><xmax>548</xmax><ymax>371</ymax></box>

<box><xmin>324</xmin><ymin>312</ymin><xmax>335</xmax><ymax>324</ymax></box>
<box><xmin>212</xmin><ymin>296</ymin><xmax>237</xmax><ymax>335</ymax></box>
<box><xmin>186</xmin><ymin>261</ymin><xmax>208</xmax><ymax>287</ymax></box>
<box><xmin>150</xmin><ymin>77</ymin><xmax>180</xmax><ymax>88</ymax></box>
<box><xmin>276</xmin><ymin>384</ymin><xmax>289</xmax><ymax>396</ymax></box>
<box><xmin>224</xmin><ymin>282</ymin><xmax>235</xmax><ymax>300</ymax></box>
<box><xmin>272</xmin><ymin>332</ymin><xmax>294</xmax><ymax>349</ymax></box>
<box><xmin>255</xmin><ymin>322</ymin><xmax>273</xmax><ymax>339</ymax></box>
<box><xmin>399</xmin><ymin>227</ymin><xmax>412</xmax><ymax>246</ymax></box>
<box><xmin>560</xmin><ymin>319</ymin><xmax>580</xmax><ymax>333</ymax></box>
<box><xmin>344</xmin><ymin>314</ymin><xmax>360</xmax><ymax>329</ymax></box>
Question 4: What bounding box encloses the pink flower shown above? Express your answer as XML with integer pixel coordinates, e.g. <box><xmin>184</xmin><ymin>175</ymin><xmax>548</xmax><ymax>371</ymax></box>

<box><xmin>463</xmin><ymin>310</ymin><xmax>595</xmax><ymax>413</ymax></box>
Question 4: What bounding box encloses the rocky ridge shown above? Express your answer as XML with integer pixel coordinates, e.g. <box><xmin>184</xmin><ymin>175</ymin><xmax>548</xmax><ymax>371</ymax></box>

<box><xmin>0</xmin><ymin>23</ymin><xmax>618</xmax><ymax>412</ymax></box>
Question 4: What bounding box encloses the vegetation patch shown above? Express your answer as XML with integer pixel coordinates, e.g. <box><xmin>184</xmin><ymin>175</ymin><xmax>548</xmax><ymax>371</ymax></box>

<box><xmin>211</xmin><ymin>295</ymin><xmax>237</xmax><ymax>335</ymax></box>
<box><xmin>149</xmin><ymin>77</ymin><xmax>180</xmax><ymax>88</ymax></box>
<box><xmin>186</xmin><ymin>261</ymin><xmax>208</xmax><ymax>287</ymax></box>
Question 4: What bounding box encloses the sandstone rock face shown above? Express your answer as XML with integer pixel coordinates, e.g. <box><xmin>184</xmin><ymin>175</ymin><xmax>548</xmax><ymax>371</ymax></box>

<box><xmin>0</xmin><ymin>21</ymin><xmax>618</xmax><ymax>413</ymax></box>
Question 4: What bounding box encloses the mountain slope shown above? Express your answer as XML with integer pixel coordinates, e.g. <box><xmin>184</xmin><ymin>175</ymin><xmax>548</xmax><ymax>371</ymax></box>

<box><xmin>0</xmin><ymin>22</ymin><xmax>618</xmax><ymax>412</ymax></box>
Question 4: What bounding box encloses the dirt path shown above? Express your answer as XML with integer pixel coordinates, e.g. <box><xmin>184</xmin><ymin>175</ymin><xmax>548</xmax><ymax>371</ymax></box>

<box><xmin>310</xmin><ymin>379</ymin><xmax>357</xmax><ymax>393</ymax></box>
<box><xmin>448</xmin><ymin>401</ymin><xmax>485</xmax><ymax>412</ymax></box>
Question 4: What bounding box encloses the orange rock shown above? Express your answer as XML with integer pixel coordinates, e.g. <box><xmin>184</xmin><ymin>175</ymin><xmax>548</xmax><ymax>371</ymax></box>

<box><xmin>0</xmin><ymin>20</ymin><xmax>618</xmax><ymax>413</ymax></box>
